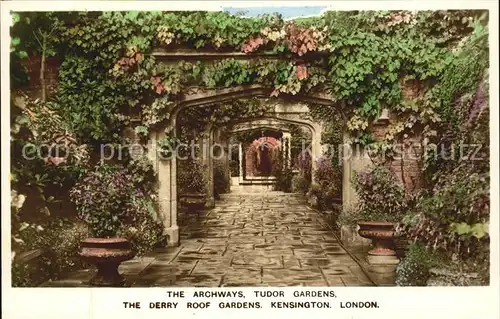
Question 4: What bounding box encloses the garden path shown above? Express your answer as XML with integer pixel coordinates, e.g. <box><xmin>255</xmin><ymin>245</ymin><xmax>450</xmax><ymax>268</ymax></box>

<box><xmin>42</xmin><ymin>185</ymin><xmax>374</xmax><ymax>287</ymax></box>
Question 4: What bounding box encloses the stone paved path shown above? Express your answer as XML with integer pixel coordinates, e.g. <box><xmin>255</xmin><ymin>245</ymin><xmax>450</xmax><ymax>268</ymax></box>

<box><xmin>42</xmin><ymin>185</ymin><xmax>374</xmax><ymax>287</ymax></box>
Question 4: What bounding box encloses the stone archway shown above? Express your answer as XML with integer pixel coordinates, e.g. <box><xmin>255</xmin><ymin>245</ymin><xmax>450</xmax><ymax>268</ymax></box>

<box><xmin>147</xmin><ymin>86</ymin><xmax>348</xmax><ymax>247</ymax></box>
<box><xmin>201</xmin><ymin>115</ymin><xmax>321</xmax><ymax>208</ymax></box>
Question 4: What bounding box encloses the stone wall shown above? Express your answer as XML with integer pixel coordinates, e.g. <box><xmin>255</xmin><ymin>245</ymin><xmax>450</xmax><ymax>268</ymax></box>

<box><xmin>371</xmin><ymin>123</ymin><xmax>423</xmax><ymax>193</ymax></box>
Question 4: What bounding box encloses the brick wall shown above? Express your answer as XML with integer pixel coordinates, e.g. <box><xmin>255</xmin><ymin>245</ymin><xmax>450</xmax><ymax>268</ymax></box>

<box><xmin>21</xmin><ymin>54</ymin><xmax>60</xmax><ymax>99</ymax></box>
<box><xmin>370</xmin><ymin>79</ymin><xmax>426</xmax><ymax>193</ymax></box>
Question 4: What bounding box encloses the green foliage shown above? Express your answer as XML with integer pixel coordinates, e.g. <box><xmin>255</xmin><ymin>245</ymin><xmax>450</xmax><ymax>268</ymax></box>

<box><xmin>306</xmin><ymin>157</ymin><xmax>341</xmax><ymax>211</ymax></box>
<box><xmin>396</xmin><ymin>242</ymin><xmax>442</xmax><ymax>286</ymax></box>
<box><xmin>10</xmin><ymin>12</ymin><xmax>65</xmax><ymax>87</ymax></box>
<box><xmin>402</xmin><ymin>169</ymin><xmax>489</xmax><ymax>262</ymax></box>
<box><xmin>314</xmin><ymin>157</ymin><xmax>341</xmax><ymax>196</ymax></box>
<box><xmin>177</xmin><ymin>160</ymin><xmax>207</xmax><ymax>194</ymax></box>
<box><xmin>126</xmin><ymin>155</ymin><xmax>157</xmax><ymax>194</ymax></box>
<box><xmin>213</xmin><ymin>160</ymin><xmax>230</xmax><ymax>198</ymax></box>
<box><xmin>202</xmin><ymin>59</ymin><xmax>255</xmax><ymax>87</ymax></box>
<box><xmin>292</xmin><ymin>174</ymin><xmax>310</xmax><ymax>194</ymax></box>
<box><xmin>271</xmin><ymin>149</ymin><xmax>293</xmax><ymax>192</ymax></box>
<box><xmin>157</xmin><ymin>135</ymin><xmax>181</xmax><ymax>159</ymax></box>
<box><xmin>10</xmin><ymin>95</ymin><xmax>90</xmax><ymax>260</ymax></box>
<box><xmin>402</xmin><ymin>24</ymin><xmax>489</xmax><ymax>266</ymax></box>
<box><xmin>11</xmin><ymin>10</ymin><xmax>483</xmax><ymax>145</ymax></box>
<box><xmin>70</xmin><ymin>164</ymin><xmax>132</xmax><ymax>237</ymax></box>
<box><xmin>351</xmin><ymin>165</ymin><xmax>407</xmax><ymax>223</ymax></box>
<box><xmin>12</xmin><ymin>218</ymin><xmax>88</xmax><ymax>287</ymax></box>
<box><xmin>69</xmin><ymin>162</ymin><xmax>164</xmax><ymax>255</ymax></box>
<box><xmin>9</xmin><ymin>10</ymin><xmax>491</xmax><ymax>287</ymax></box>
<box><xmin>156</xmin><ymin>11</ymin><xmax>274</xmax><ymax>49</ymax></box>
<box><xmin>123</xmin><ymin>210</ymin><xmax>167</xmax><ymax>256</ymax></box>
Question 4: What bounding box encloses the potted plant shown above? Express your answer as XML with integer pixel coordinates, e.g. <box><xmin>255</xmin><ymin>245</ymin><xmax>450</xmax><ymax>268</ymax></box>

<box><xmin>351</xmin><ymin>165</ymin><xmax>407</xmax><ymax>258</ymax></box>
<box><xmin>178</xmin><ymin>159</ymin><xmax>207</xmax><ymax>211</ymax></box>
<box><xmin>69</xmin><ymin>163</ymin><xmax>136</xmax><ymax>286</ymax></box>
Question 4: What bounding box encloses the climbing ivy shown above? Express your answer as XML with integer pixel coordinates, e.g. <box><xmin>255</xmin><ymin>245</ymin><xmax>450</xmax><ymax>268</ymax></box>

<box><xmin>11</xmin><ymin>10</ymin><xmax>483</xmax><ymax>146</ymax></box>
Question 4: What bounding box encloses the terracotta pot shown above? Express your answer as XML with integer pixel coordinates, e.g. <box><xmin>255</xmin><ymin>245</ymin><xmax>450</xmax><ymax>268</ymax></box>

<box><xmin>357</xmin><ymin>221</ymin><xmax>397</xmax><ymax>256</ymax></box>
<box><xmin>79</xmin><ymin>237</ymin><xmax>135</xmax><ymax>287</ymax></box>
<box><xmin>180</xmin><ymin>193</ymin><xmax>207</xmax><ymax>211</ymax></box>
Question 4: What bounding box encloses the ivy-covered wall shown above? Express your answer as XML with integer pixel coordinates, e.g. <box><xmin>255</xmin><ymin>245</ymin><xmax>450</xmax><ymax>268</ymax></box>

<box><xmin>11</xmin><ymin>10</ymin><xmax>484</xmax><ymax>147</ymax></box>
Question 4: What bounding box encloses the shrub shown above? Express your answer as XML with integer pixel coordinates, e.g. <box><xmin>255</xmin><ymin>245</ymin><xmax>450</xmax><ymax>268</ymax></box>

<box><xmin>292</xmin><ymin>173</ymin><xmax>309</xmax><ymax>194</ymax></box>
<box><xmin>307</xmin><ymin>183</ymin><xmax>323</xmax><ymax>209</ymax></box>
<box><xmin>10</xmin><ymin>96</ymin><xmax>92</xmax><ymax>285</ymax></box>
<box><xmin>123</xmin><ymin>206</ymin><xmax>167</xmax><ymax>256</ymax></box>
<box><xmin>126</xmin><ymin>155</ymin><xmax>157</xmax><ymax>194</ymax></box>
<box><xmin>213</xmin><ymin>160</ymin><xmax>229</xmax><ymax>198</ymax></box>
<box><xmin>70</xmin><ymin>162</ymin><xmax>164</xmax><ymax>255</ymax></box>
<box><xmin>306</xmin><ymin>157</ymin><xmax>341</xmax><ymax>210</ymax></box>
<box><xmin>351</xmin><ymin>165</ymin><xmax>406</xmax><ymax>222</ymax></box>
<box><xmin>178</xmin><ymin>159</ymin><xmax>207</xmax><ymax>194</ymax></box>
<box><xmin>295</xmin><ymin>150</ymin><xmax>312</xmax><ymax>181</ymax></box>
<box><xmin>70</xmin><ymin>164</ymin><xmax>134</xmax><ymax>237</ymax></box>
<box><xmin>271</xmin><ymin>148</ymin><xmax>293</xmax><ymax>192</ymax></box>
<box><xmin>12</xmin><ymin>218</ymin><xmax>88</xmax><ymax>287</ymax></box>
<box><xmin>401</xmin><ymin>25</ymin><xmax>490</xmax><ymax>276</ymax></box>
<box><xmin>275</xmin><ymin>168</ymin><xmax>293</xmax><ymax>192</ymax></box>
<box><xmin>314</xmin><ymin>157</ymin><xmax>339</xmax><ymax>188</ymax></box>
<box><xmin>396</xmin><ymin>243</ymin><xmax>442</xmax><ymax>286</ymax></box>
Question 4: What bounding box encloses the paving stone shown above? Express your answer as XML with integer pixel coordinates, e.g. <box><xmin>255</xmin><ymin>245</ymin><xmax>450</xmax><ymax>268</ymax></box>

<box><xmin>40</xmin><ymin>185</ymin><xmax>374</xmax><ymax>287</ymax></box>
<box><xmin>323</xmin><ymin>275</ymin><xmax>345</xmax><ymax>286</ymax></box>
<box><xmin>232</xmin><ymin>254</ymin><xmax>282</xmax><ymax>268</ymax></box>
<box><xmin>320</xmin><ymin>265</ymin><xmax>351</xmax><ymax>276</ymax></box>
<box><xmin>299</xmin><ymin>258</ymin><xmax>336</xmax><ymax>267</ymax></box>
<box><xmin>119</xmin><ymin>258</ymin><xmax>154</xmax><ymax>275</ymax></box>
<box><xmin>263</xmin><ymin>267</ymin><xmax>324</xmax><ymax>283</ymax></box>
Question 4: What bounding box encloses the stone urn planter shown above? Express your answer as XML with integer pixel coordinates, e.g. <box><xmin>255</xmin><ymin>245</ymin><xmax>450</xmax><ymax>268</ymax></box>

<box><xmin>357</xmin><ymin>221</ymin><xmax>397</xmax><ymax>256</ymax></box>
<box><xmin>358</xmin><ymin>221</ymin><xmax>400</xmax><ymax>275</ymax></box>
<box><xmin>179</xmin><ymin>193</ymin><xmax>207</xmax><ymax>211</ymax></box>
<box><xmin>79</xmin><ymin>237</ymin><xmax>135</xmax><ymax>287</ymax></box>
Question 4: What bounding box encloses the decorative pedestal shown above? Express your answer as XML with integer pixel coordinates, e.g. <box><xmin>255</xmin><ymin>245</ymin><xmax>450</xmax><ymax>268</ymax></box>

<box><xmin>358</xmin><ymin>221</ymin><xmax>400</xmax><ymax>278</ymax></box>
<box><xmin>80</xmin><ymin>238</ymin><xmax>135</xmax><ymax>287</ymax></box>
<box><xmin>358</xmin><ymin>221</ymin><xmax>397</xmax><ymax>256</ymax></box>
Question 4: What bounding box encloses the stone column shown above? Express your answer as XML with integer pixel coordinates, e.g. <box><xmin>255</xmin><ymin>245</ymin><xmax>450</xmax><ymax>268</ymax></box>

<box><xmin>222</xmin><ymin>138</ymin><xmax>231</xmax><ymax>192</ymax></box>
<box><xmin>340</xmin><ymin>132</ymin><xmax>372</xmax><ymax>249</ymax></box>
<box><xmin>149</xmin><ymin>128</ymin><xmax>179</xmax><ymax>247</ymax></box>
<box><xmin>203</xmin><ymin>124</ymin><xmax>215</xmax><ymax>208</ymax></box>
<box><xmin>287</xmin><ymin>134</ymin><xmax>292</xmax><ymax>169</ymax></box>
<box><xmin>310</xmin><ymin>129</ymin><xmax>323</xmax><ymax>184</ymax></box>
<box><xmin>238</xmin><ymin>142</ymin><xmax>243</xmax><ymax>183</ymax></box>
<box><xmin>280</xmin><ymin>137</ymin><xmax>286</xmax><ymax>166</ymax></box>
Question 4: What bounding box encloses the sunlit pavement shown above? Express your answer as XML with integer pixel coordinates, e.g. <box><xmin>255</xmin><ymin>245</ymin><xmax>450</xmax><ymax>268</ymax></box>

<box><xmin>42</xmin><ymin>185</ymin><xmax>374</xmax><ymax>287</ymax></box>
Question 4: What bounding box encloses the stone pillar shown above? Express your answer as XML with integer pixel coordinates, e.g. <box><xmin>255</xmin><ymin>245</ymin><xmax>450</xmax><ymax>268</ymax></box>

<box><xmin>282</xmin><ymin>132</ymin><xmax>292</xmax><ymax>169</ymax></box>
<box><xmin>222</xmin><ymin>138</ymin><xmax>231</xmax><ymax>192</ymax></box>
<box><xmin>203</xmin><ymin>124</ymin><xmax>215</xmax><ymax>208</ymax></box>
<box><xmin>340</xmin><ymin>132</ymin><xmax>372</xmax><ymax>250</ymax></box>
<box><xmin>342</xmin><ymin>133</ymin><xmax>372</xmax><ymax>212</ymax></box>
<box><xmin>280</xmin><ymin>137</ymin><xmax>286</xmax><ymax>166</ymax></box>
<box><xmin>149</xmin><ymin>129</ymin><xmax>179</xmax><ymax>247</ymax></box>
<box><xmin>287</xmin><ymin>134</ymin><xmax>292</xmax><ymax>169</ymax></box>
<box><xmin>238</xmin><ymin>142</ymin><xmax>243</xmax><ymax>183</ymax></box>
<box><xmin>310</xmin><ymin>129</ymin><xmax>323</xmax><ymax>184</ymax></box>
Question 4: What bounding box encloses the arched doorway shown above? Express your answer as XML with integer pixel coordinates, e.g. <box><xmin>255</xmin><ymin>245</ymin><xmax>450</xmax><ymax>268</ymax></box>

<box><xmin>256</xmin><ymin>140</ymin><xmax>272</xmax><ymax>176</ymax></box>
<box><xmin>147</xmin><ymin>86</ymin><xmax>349</xmax><ymax>247</ymax></box>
